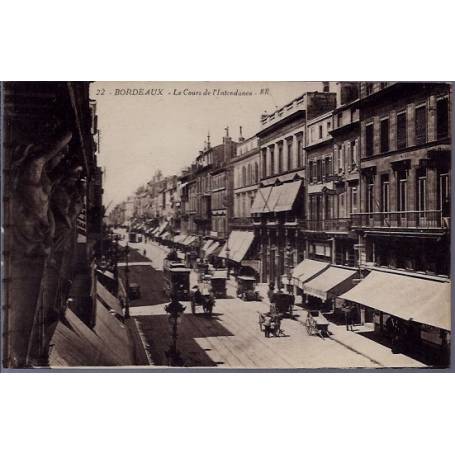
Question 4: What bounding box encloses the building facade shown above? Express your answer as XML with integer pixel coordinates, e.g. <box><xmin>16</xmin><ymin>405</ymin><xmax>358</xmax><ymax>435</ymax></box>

<box><xmin>354</xmin><ymin>82</ymin><xmax>451</xmax><ymax>276</ymax></box>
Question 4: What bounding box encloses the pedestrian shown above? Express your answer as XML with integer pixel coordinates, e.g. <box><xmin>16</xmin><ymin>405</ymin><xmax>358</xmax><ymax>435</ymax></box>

<box><xmin>267</xmin><ymin>283</ymin><xmax>275</xmax><ymax>303</ymax></box>
<box><xmin>143</xmin><ymin>249</ymin><xmax>147</xmax><ymax>256</ymax></box>
<box><xmin>344</xmin><ymin>304</ymin><xmax>354</xmax><ymax>331</ymax></box>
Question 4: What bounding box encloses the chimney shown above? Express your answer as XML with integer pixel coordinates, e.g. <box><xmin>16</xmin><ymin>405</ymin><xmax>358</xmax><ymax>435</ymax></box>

<box><xmin>322</xmin><ymin>82</ymin><xmax>330</xmax><ymax>93</ymax></box>
<box><xmin>239</xmin><ymin>126</ymin><xmax>245</xmax><ymax>142</ymax></box>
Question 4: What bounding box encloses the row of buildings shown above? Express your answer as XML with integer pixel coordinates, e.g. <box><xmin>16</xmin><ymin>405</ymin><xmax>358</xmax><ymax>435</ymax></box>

<box><xmin>111</xmin><ymin>82</ymin><xmax>451</xmax><ymax>364</ymax></box>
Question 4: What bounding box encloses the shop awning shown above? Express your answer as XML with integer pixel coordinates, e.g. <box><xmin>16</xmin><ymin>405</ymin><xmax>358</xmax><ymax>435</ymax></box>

<box><xmin>97</xmin><ymin>281</ymin><xmax>123</xmax><ymax>315</ymax></box>
<box><xmin>96</xmin><ymin>269</ymin><xmax>115</xmax><ymax>281</ymax></box>
<box><xmin>202</xmin><ymin>239</ymin><xmax>215</xmax><ymax>252</ymax></box>
<box><xmin>292</xmin><ymin>259</ymin><xmax>330</xmax><ymax>287</ymax></box>
<box><xmin>218</xmin><ymin>231</ymin><xmax>255</xmax><ymax>263</ymax></box>
<box><xmin>156</xmin><ymin>222</ymin><xmax>168</xmax><ymax>236</ymax></box>
<box><xmin>302</xmin><ymin>266</ymin><xmax>357</xmax><ymax>300</ymax></box>
<box><xmin>206</xmin><ymin>241</ymin><xmax>220</xmax><ymax>256</ymax></box>
<box><xmin>250</xmin><ymin>186</ymin><xmax>273</xmax><ymax>214</ymax></box>
<box><xmin>182</xmin><ymin>235</ymin><xmax>198</xmax><ymax>246</ymax></box>
<box><xmin>339</xmin><ymin>270</ymin><xmax>451</xmax><ymax>331</ymax></box>
<box><xmin>251</xmin><ymin>181</ymin><xmax>302</xmax><ymax>213</ymax></box>
<box><xmin>275</xmin><ymin>180</ymin><xmax>302</xmax><ymax>212</ymax></box>
<box><xmin>172</xmin><ymin>234</ymin><xmax>186</xmax><ymax>244</ymax></box>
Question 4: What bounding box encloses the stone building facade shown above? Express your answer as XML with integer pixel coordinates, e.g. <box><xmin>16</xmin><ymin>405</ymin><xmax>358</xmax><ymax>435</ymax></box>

<box><xmin>3</xmin><ymin>82</ymin><xmax>102</xmax><ymax>367</ymax></box>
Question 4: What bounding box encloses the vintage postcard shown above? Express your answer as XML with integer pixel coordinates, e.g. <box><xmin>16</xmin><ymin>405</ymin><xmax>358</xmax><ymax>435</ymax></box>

<box><xmin>1</xmin><ymin>81</ymin><xmax>451</xmax><ymax>369</ymax></box>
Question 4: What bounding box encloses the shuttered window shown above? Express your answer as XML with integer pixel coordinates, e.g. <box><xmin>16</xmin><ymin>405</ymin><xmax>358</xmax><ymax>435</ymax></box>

<box><xmin>397</xmin><ymin>111</ymin><xmax>407</xmax><ymax>149</ymax></box>
<box><xmin>437</xmin><ymin>97</ymin><xmax>449</xmax><ymax>140</ymax></box>
<box><xmin>415</xmin><ymin>105</ymin><xmax>427</xmax><ymax>145</ymax></box>
<box><xmin>380</xmin><ymin>118</ymin><xmax>389</xmax><ymax>153</ymax></box>
<box><xmin>365</xmin><ymin>123</ymin><xmax>374</xmax><ymax>156</ymax></box>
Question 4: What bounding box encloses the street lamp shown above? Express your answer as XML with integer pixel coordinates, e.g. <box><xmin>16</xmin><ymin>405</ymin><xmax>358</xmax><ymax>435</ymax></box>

<box><xmin>164</xmin><ymin>294</ymin><xmax>186</xmax><ymax>366</ymax></box>
<box><xmin>225</xmin><ymin>242</ymin><xmax>230</xmax><ymax>280</ymax></box>
<box><xmin>286</xmin><ymin>244</ymin><xmax>293</xmax><ymax>295</ymax></box>
<box><xmin>124</xmin><ymin>242</ymin><xmax>130</xmax><ymax>319</ymax></box>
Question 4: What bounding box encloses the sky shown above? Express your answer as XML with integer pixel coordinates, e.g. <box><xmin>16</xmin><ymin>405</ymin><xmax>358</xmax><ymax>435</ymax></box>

<box><xmin>91</xmin><ymin>81</ymin><xmax>326</xmax><ymax>210</ymax></box>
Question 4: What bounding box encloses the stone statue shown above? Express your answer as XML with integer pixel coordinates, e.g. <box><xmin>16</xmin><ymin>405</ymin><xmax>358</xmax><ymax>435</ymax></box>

<box><xmin>50</xmin><ymin>164</ymin><xmax>84</xmax><ymax>254</ymax></box>
<box><xmin>12</xmin><ymin>131</ymin><xmax>73</xmax><ymax>257</ymax></box>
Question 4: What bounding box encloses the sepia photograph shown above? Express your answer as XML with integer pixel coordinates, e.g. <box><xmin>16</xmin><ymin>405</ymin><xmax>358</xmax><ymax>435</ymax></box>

<box><xmin>1</xmin><ymin>81</ymin><xmax>452</xmax><ymax>370</ymax></box>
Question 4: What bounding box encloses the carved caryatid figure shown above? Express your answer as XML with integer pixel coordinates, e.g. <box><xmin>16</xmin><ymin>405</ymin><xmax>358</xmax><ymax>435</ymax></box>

<box><xmin>12</xmin><ymin>131</ymin><xmax>73</xmax><ymax>257</ymax></box>
<box><xmin>50</xmin><ymin>165</ymin><xmax>84</xmax><ymax>253</ymax></box>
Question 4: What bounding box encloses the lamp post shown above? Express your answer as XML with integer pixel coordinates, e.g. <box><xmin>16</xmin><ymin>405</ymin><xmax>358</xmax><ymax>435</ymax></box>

<box><xmin>286</xmin><ymin>244</ymin><xmax>293</xmax><ymax>295</ymax></box>
<box><xmin>225</xmin><ymin>242</ymin><xmax>230</xmax><ymax>280</ymax></box>
<box><xmin>165</xmin><ymin>295</ymin><xmax>186</xmax><ymax>366</ymax></box>
<box><xmin>124</xmin><ymin>242</ymin><xmax>130</xmax><ymax>319</ymax></box>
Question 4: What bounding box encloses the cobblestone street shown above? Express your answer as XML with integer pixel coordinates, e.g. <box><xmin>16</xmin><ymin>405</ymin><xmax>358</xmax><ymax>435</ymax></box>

<box><xmin>123</xmin><ymin>239</ymin><xmax>425</xmax><ymax>369</ymax></box>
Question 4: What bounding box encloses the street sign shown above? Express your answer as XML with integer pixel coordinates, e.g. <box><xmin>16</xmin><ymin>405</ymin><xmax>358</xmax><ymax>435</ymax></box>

<box><xmin>353</xmin><ymin>244</ymin><xmax>365</xmax><ymax>250</ymax></box>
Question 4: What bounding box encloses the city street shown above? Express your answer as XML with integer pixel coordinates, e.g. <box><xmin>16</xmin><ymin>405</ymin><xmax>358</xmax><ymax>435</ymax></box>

<box><xmin>120</xmin><ymin>237</ymin><xmax>425</xmax><ymax>369</ymax></box>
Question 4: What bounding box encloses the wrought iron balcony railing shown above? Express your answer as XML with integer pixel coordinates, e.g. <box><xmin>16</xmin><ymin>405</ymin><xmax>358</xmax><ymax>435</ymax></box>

<box><xmin>350</xmin><ymin>210</ymin><xmax>449</xmax><ymax>230</ymax></box>
<box><xmin>300</xmin><ymin>218</ymin><xmax>351</xmax><ymax>232</ymax></box>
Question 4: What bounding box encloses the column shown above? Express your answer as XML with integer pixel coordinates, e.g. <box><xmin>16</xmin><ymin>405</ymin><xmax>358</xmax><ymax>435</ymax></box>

<box><xmin>407</xmin><ymin>165</ymin><xmax>417</xmax><ymax>212</ymax></box>
<box><xmin>373</xmin><ymin>116</ymin><xmax>380</xmax><ymax>155</ymax></box>
<box><xmin>389</xmin><ymin>170</ymin><xmax>397</xmax><ymax>213</ymax></box>
<box><xmin>428</xmin><ymin>96</ymin><xmax>437</xmax><ymax>142</ymax></box>
<box><xmin>426</xmin><ymin>166</ymin><xmax>438</xmax><ymax>211</ymax></box>
<box><xmin>407</xmin><ymin>103</ymin><xmax>416</xmax><ymax>147</ymax></box>
<box><xmin>282</xmin><ymin>140</ymin><xmax>289</xmax><ymax>173</ymax></box>
<box><xmin>389</xmin><ymin>110</ymin><xmax>397</xmax><ymax>151</ymax></box>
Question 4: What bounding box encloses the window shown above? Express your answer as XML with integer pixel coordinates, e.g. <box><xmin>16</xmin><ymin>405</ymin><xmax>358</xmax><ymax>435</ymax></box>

<box><xmin>397</xmin><ymin>111</ymin><xmax>407</xmax><ymax>149</ymax></box>
<box><xmin>325</xmin><ymin>157</ymin><xmax>331</xmax><ymax>178</ymax></box>
<box><xmin>318</xmin><ymin>125</ymin><xmax>323</xmax><ymax>139</ymax></box>
<box><xmin>297</xmin><ymin>136</ymin><xmax>303</xmax><ymax>168</ymax></box>
<box><xmin>247</xmin><ymin>164</ymin><xmax>252</xmax><ymax>185</ymax></box>
<box><xmin>316</xmin><ymin>159</ymin><xmax>322</xmax><ymax>182</ymax></box>
<box><xmin>337</xmin><ymin>112</ymin><xmax>343</xmax><ymax>128</ymax></box>
<box><xmin>350</xmin><ymin>140</ymin><xmax>356</xmax><ymax>168</ymax></box>
<box><xmin>321</xmin><ymin>159</ymin><xmax>326</xmax><ymax>180</ymax></box>
<box><xmin>366</xmin><ymin>175</ymin><xmax>375</xmax><ymax>213</ymax></box>
<box><xmin>380</xmin><ymin>118</ymin><xmax>389</xmax><ymax>153</ymax></box>
<box><xmin>242</xmin><ymin>166</ymin><xmax>246</xmax><ymax>187</ymax></box>
<box><xmin>417</xmin><ymin>169</ymin><xmax>427</xmax><ymax>213</ymax></box>
<box><xmin>437</xmin><ymin>97</ymin><xmax>449</xmax><ymax>139</ymax></box>
<box><xmin>262</xmin><ymin>149</ymin><xmax>267</xmax><ymax>178</ymax></box>
<box><xmin>287</xmin><ymin>140</ymin><xmax>293</xmax><ymax>170</ymax></box>
<box><xmin>438</xmin><ymin>172</ymin><xmax>450</xmax><ymax>217</ymax></box>
<box><xmin>254</xmin><ymin>162</ymin><xmax>259</xmax><ymax>183</ymax></box>
<box><xmin>397</xmin><ymin>170</ymin><xmax>407</xmax><ymax>212</ymax></box>
<box><xmin>415</xmin><ymin>105</ymin><xmax>427</xmax><ymax>145</ymax></box>
<box><xmin>336</xmin><ymin>145</ymin><xmax>342</xmax><ymax>172</ymax></box>
<box><xmin>270</xmin><ymin>148</ymin><xmax>275</xmax><ymax>175</ymax></box>
<box><xmin>381</xmin><ymin>175</ymin><xmax>390</xmax><ymax>212</ymax></box>
<box><xmin>278</xmin><ymin>142</ymin><xmax>283</xmax><ymax>174</ymax></box>
<box><xmin>365</xmin><ymin>123</ymin><xmax>374</xmax><ymax>156</ymax></box>
<box><xmin>351</xmin><ymin>186</ymin><xmax>358</xmax><ymax>213</ymax></box>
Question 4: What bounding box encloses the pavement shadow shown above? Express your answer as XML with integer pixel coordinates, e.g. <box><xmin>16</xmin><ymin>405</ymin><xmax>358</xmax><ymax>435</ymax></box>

<box><xmin>136</xmin><ymin>313</ymin><xmax>234</xmax><ymax>367</ymax></box>
<box><xmin>358</xmin><ymin>330</ymin><xmax>440</xmax><ymax>367</ymax></box>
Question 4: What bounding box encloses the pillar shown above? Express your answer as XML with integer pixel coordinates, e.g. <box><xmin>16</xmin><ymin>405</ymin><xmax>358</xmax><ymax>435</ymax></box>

<box><xmin>407</xmin><ymin>103</ymin><xmax>416</xmax><ymax>147</ymax></box>
<box><xmin>389</xmin><ymin>110</ymin><xmax>397</xmax><ymax>151</ymax></box>
<box><xmin>428</xmin><ymin>96</ymin><xmax>437</xmax><ymax>142</ymax></box>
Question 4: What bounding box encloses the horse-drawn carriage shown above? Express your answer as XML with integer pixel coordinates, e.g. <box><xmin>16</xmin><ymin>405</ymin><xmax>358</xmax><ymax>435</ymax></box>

<box><xmin>190</xmin><ymin>285</ymin><xmax>215</xmax><ymax>316</ymax></box>
<box><xmin>163</xmin><ymin>259</ymin><xmax>191</xmax><ymax>301</ymax></box>
<box><xmin>270</xmin><ymin>292</ymin><xmax>295</xmax><ymax>318</ymax></box>
<box><xmin>258</xmin><ymin>312</ymin><xmax>284</xmax><ymax>338</ymax></box>
<box><xmin>236</xmin><ymin>276</ymin><xmax>261</xmax><ymax>301</ymax></box>
<box><xmin>306</xmin><ymin>310</ymin><xmax>330</xmax><ymax>338</ymax></box>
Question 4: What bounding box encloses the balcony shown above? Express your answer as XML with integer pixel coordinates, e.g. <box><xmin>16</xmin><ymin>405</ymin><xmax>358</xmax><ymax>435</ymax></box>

<box><xmin>301</xmin><ymin>218</ymin><xmax>351</xmax><ymax>232</ymax></box>
<box><xmin>230</xmin><ymin>217</ymin><xmax>254</xmax><ymax>228</ymax></box>
<box><xmin>351</xmin><ymin>210</ymin><xmax>449</xmax><ymax>231</ymax></box>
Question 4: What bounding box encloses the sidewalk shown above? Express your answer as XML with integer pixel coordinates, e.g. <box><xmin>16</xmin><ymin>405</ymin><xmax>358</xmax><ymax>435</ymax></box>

<box><xmin>317</xmin><ymin>317</ymin><xmax>425</xmax><ymax>368</ymax></box>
